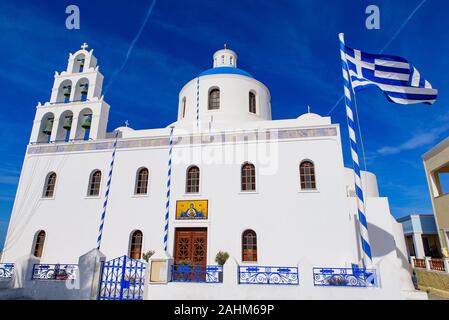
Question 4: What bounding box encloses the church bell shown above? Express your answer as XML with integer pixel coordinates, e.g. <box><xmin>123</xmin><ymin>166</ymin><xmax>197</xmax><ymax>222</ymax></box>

<box><xmin>63</xmin><ymin>115</ymin><xmax>73</xmax><ymax>130</ymax></box>
<box><xmin>81</xmin><ymin>114</ymin><xmax>92</xmax><ymax>129</ymax></box>
<box><xmin>42</xmin><ymin>118</ymin><xmax>54</xmax><ymax>135</ymax></box>
<box><xmin>80</xmin><ymin>83</ymin><xmax>88</xmax><ymax>95</ymax></box>
<box><xmin>62</xmin><ymin>85</ymin><xmax>72</xmax><ymax>97</ymax></box>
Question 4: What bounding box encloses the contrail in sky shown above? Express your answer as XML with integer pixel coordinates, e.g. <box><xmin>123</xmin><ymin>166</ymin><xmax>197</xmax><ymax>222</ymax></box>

<box><xmin>104</xmin><ymin>0</ymin><xmax>157</xmax><ymax>94</ymax></box>
<box><xmin>326</xmin><ymin>0</ymin><xmax>428</xmax><ymax>115</ymax></box>
<box><xmin>379</xmin><ymin>0</ymin><xmax>427</xmax><ymax>54</ymax></box>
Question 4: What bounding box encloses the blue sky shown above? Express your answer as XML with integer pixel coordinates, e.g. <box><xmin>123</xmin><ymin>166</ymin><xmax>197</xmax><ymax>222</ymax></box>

<box><xmin>0</xmin><ymin>0</ymin><xmax>448</xmax><ymax>249</ymax></box>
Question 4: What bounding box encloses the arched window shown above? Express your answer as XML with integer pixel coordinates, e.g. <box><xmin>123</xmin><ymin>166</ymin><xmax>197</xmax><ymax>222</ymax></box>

<box><xmin>208</xmin><ymin>88</ymin><xmax>220</xmax><ymax>110</ymax></box>
<box><xmin>249</xmin><ymin>92</ymin><xmax>256</xmax><ymax>114</ymax></box>
<box><xmin>186</xmin><ymin>166</ymin><xmax>200</xmax><ymax>193</ymax></box>
<box><xmin>88</xmin><ymin>170</ymin><xmax>102</xmax><ymax>196</ymax></box>
<box><xmin>242</xmin><ymin>230</ymin><xmax>257</xmax><ymax>262</ymax></box>
<box><xmin>241</xmin><ymin>163</ymin><xmax>256</xmax><ymax>191</ymax></box>
<box><xmin>300</xmin><ymin>161</ymin><xmax>316</xmax><ymax>190</ymax></box>
<box><xmin>135</xmin><ymin>168</ymin><xmax>149</xmax><ymax>195</ymax></box>
<box><xmin>43</xmin><ymin>172</ymin><xmax>57</xmax><ymax>198</ymax></box>
<box><xmin>182</xmin><ymin>97</ymin><xmax>187</xmax><ymax>118</ymax></box>
<box><xmin>129</xmin><ymin>230</ymin><xmax>143</xmax><ymax>259</ymax></box>
<box><xmin>33</xmin><ymin>231</ymin><xmax>46</xmax><ymax>258</ymax></box>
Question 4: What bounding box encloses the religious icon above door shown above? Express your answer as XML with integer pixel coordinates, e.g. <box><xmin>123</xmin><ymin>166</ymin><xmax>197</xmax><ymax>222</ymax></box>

<box><xmin>176</xmin><ymin>200</ymin><xmax>208</xmax><ymax>220</ymax></box>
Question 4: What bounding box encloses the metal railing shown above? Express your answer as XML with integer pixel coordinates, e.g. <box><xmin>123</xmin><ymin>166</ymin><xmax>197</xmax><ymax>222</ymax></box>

<box><xmin>0</xmin><ymin>263</ymin><xmax>14</xmax><ymax>280</ymax></box>
<box><xmin>413</xmin><ymin>258</ymin><xmax>426</xmax><ymax>269</ymax></box>
<box><xmin>171</xmin><ymin>265</ymin><xmax>223</xmax><ymax>283</ymax></box>
<box><xmin>31</xmin><ymin>264</ymin><xmax>78</xmax><ymax>280</ymax></box>
<box><xmin>429</xmin><ymin>259</ymin><xmax>446</xmax><ymax>272</ymax></box>
<box><xmin>313</xmin><ymin>267</ymin><xmax>378</xmax><ymax>287</ymax></box>
<box><xmin>238</xmin><ymin>266</ymin><xmax>299</xmax><ymax>285</ymax></box>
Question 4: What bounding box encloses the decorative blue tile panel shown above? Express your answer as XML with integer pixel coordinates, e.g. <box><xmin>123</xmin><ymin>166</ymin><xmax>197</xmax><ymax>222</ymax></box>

<box><xmin>31</xmin><ymin>264</ymin><xmax>78</xmax><ymax>280</ymax></box>
<box><xmin>28</xmin><ymin>127</ymin><xmax>338</xmax><ymax>155</ymax></box>
<box><xmin>0</xmin><ymin>263</ymin><xmax>14</xmax><ymax>280</ymax></box>
<box><xmin>313</xmin><ymin>267</ymin><xmax>378</xmax><ymax>287</ymax></box>
<box><xmin>171</xmin><ymin>265</ymin><xmax>223</xmax><ymax>283</ymax></box>
<box><xmin>238</xmin><ymin>266</ymin><xmax>299</xmax><ymax>285</ymax></box>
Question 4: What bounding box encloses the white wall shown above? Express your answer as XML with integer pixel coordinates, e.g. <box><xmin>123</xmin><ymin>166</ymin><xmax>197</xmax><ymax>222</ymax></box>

<box><xmin>2</xmin><ymin>116</ymin><xmax>419</xmax><ymax>299</ymax></box>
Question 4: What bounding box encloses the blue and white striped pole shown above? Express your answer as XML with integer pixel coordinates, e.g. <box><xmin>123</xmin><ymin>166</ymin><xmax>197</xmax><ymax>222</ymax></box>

<box><xmin>163</xmin><ymin>126</ymin><xmax>175</xmax><ymax>252</ymax></box>
<box><xmin>196</xmin><ymin>77</ymin><xmax>200</xmax><ymax>129</ymax></box>
<box><xmin>339</xmin><ymin>33</ymin><xmax>372</xmax><ymax>266</ymax></box>
<box><xmin>97</xmin><ymin>131</ymin><xmax>119</xmax><ymax>250</ymax></box>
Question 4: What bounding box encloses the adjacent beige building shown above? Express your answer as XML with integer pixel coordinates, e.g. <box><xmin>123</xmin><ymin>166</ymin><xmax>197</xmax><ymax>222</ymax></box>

<box><xmin>423</xmin><ymin>137</ymin><xmax>449</xmax><ymax>258</ymax></box>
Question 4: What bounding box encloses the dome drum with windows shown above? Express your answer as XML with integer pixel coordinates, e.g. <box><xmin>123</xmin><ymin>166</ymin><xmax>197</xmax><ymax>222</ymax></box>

<box><xmin>175</xmin><ymin>46</ymin><xmax>272</xmax><ymax>129</ymax></box>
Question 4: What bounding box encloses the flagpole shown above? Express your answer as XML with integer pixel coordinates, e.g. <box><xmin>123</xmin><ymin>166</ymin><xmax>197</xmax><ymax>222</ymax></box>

<box><xmin>163</xmin><ymin>126</ymin><xmax>175</xmax><ymax>252</ymax></box>
<box><xmin>96</xmin><ymin>130</ymin><xmax>119</xmax><ymax>250</ymax></box>
<box><xmin>339</xmin><ymin>33</ymin><xmax>372</xmax><ymax>267</ymax></box>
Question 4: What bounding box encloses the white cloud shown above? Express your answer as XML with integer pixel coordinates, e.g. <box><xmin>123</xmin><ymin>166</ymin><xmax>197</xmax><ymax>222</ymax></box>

<box><xmin>376</xmin><ymin>123</ymin><xmax>449</xmax><ymax>156</ymax></box>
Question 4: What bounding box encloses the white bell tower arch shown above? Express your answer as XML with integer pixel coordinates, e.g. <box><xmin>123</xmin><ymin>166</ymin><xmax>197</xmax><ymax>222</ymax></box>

<box><xmin>30</xmin><ymin>43</ymin><xmax>110</xmax><ymax>144</ymax></box>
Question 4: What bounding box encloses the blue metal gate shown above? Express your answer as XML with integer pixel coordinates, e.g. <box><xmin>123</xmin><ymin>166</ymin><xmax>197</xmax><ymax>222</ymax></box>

<box><xmin>98</xmin><ymin>255</ymin><xmax>146</xmax><ymax>300</ymax></box>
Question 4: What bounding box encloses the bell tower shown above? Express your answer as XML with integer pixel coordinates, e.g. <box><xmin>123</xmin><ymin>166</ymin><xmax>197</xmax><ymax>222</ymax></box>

<box><xmin>30</xmin><ymin>43</ymin><xmax>110</xmax><ymax>144</ymax></box>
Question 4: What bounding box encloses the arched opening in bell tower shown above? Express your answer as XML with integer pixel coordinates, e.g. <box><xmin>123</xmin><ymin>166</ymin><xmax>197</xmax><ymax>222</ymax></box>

<box><xmin>72</xmin><ymin>53</ymin><xmax>86</xmax><ymax>73</ymax></box>
<box><xmin>55</xmin><ymin>110</ymin><xmax>74</xmax><ymax>142</ymax></box>
<box><xmin>37</xmin><ymin>112</ymin><xmax>55</xmax><ymax>143</ymax></box>
<box><xmin>74</xmin><ymin>78</ymin><xmax>89</xmax><ymax>102</ymax></box>
<box><xmin>74</xmin><ymin>107</ymin><xmax>93</xmax><ymax>141</ymax></box>
<box><xmin>56</xmin><ymin>80</ymin><xmax>73</xmax><ymax>104</ymax></box>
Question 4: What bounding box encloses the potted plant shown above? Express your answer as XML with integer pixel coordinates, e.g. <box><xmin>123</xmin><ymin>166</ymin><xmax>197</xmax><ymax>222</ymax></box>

<box><xmin>142</xmin><ymin>250</ymin><xmax>155</xmax><ymax>262</ymax></box>
<box><xmin>215</xmin><ymin>251</ymin><xmax>229</xmax><ymax>265</ymax></box>
<box><xmin>215</xmin><ymin>251</ymin><xmax>229</xmax><ymax>283</ymax></box>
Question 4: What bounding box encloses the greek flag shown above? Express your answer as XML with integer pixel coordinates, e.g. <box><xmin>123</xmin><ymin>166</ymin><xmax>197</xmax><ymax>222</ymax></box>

<box><xmin>341</xmin><ymin>41</ymin><xmax>437</xmax><ymax>104</ymax></box>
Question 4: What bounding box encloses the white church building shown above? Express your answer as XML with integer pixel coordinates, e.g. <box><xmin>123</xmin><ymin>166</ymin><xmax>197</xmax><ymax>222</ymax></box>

<box><xmin>0</xmin><ymin>44</ymin><xmax>424</xmax><ymax>300</ymax></box>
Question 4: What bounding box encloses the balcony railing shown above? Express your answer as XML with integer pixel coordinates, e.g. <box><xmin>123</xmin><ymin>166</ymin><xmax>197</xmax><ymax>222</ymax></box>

<box><xmin>413</xmin><ymin>258</ymin><xmax>426</xmax><ymax>269</ymax></box>
<box><xmin>0</xmin><ymin>263</ymin><xmax>14</xmax><ymax>280</ymax></box>
<box><xmin>171</xmin><ymin>265</ymin><xmax>223</xmax><ymax>283</ymax></box>
<box><xmin>32</xmin><ymin>264</ymin><xmax>78</xmax><ymax>280</ymax></box>
<box><xmin>238</xmin><ymin>266</ymin><xmax>299</xmax><ymax>285</ymax></box>
<box><xmin>313</xmin><ymin>267</ymin><xmax>378</xmax><ymax>287</ymax></box>
<box><xmin>429</xmin><ymin>259</ymin><xmax>446</xmax><ymax>272</ymax></box>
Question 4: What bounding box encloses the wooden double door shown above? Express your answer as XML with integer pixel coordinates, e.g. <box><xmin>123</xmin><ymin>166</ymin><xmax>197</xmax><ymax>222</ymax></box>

<box><xmin>174</xmin><ymin>228</ymin><xmax>207</xmax><ymax>265</ymax></box>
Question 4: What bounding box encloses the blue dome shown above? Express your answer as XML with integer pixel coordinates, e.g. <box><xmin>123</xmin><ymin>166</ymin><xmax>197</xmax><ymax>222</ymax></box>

<box><xmin>199</xmin><ymin>66</ymin><xmax>253</xmax><ymax>78</ymax></box>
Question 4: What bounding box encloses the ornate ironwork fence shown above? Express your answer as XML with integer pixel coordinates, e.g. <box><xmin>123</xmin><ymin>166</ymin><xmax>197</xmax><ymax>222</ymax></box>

<box><xmin>313</xmin><ymin>267</ymin><xmax>378</xmax><ymax>287</ymax></box>
<box><xmin>0</xmin><ymin>263</ymin><xmax>14</xmax><ymax>280</ymax></box>
<box><xmin>98</xmin><ymin>255</ymin><xmax>146</xmax><ymax>300</ymax></box>
<box><xmin>238</xmin><ymin>266</ymin><xmax>299</xmax><ymax>285</ymax></box>
<box><xmin>171</xmin><ymin>265</ymin><xmax>223</xmax><ymax>283</ymax></box>
<box><xmin>31</xmin><ymin>264</ymin><xmax>78</xmax><ymax>280</ymax></box>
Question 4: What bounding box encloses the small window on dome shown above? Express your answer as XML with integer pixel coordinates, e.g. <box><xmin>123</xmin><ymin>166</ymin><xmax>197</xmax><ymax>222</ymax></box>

<box><xmin>249</xmin><ymin>92</ymin><xmax>256</xmax><ymax>114</ymax></box>
<box><xmin>208</xmin><ymin>89</ymin><xmax>220</xmax><ymax>110</ymax></box>
<box><xmin>182</xmin><ymin>97</ymin><xmax>186</xmax><ymax>118</ymax></box>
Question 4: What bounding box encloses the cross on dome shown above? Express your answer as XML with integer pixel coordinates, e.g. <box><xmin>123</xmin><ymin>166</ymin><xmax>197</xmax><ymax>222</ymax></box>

<box><xmin>81</xmin><ymin>42</ymin><xmax>89</xmax><ymax>50</ymax></box>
